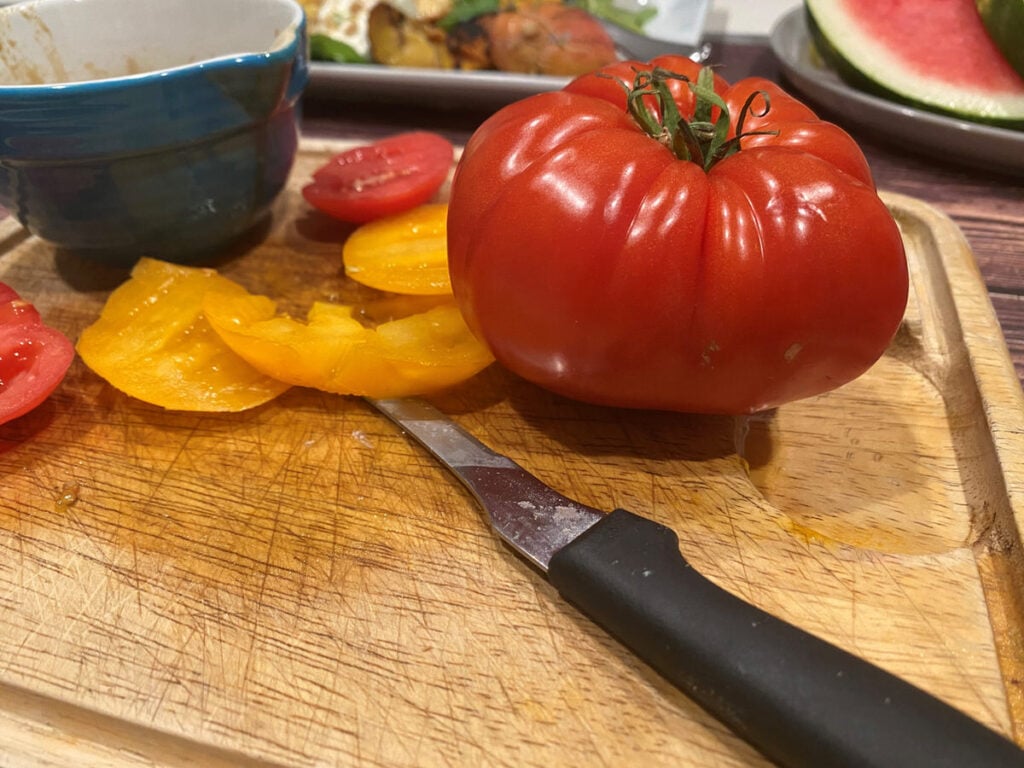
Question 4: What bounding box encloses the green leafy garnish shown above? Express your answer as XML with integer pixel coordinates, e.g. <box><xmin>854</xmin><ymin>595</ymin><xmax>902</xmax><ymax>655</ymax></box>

<box><xmin>438</xmin><ymin>0</ymin><xmax>501</xmax><ymax>29</ymax></box>
<box><xmin>310</xmin><ymin>33</ymin><xmax>370</xmax><ymax>64</ymax></box>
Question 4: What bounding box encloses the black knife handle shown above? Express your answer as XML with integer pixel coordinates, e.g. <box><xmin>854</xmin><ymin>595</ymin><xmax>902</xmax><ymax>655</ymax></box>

<box><xmin>547</xmin><ymin>509</ymin><xmax>1024</xmax><ymax>768</ymax></box>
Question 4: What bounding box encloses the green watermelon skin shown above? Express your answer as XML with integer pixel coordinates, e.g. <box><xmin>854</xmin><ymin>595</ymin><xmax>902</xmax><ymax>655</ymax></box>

<box><xmin>977</xmin><ymin>0</ymin><xmax>1024</xmax><ymax>79</ymax></box>
<box><xmin>805</xmin><ymin>0</ymin><xmax>1024</xmax><ymax>129</ymax></box>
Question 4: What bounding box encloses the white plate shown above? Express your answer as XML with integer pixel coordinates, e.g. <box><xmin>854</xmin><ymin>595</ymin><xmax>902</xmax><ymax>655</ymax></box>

<box><xmin>769</xmin><ymin>7</ymin><xmax>1024</xmax><ymax>177</ymax></box>
<box><xmin>306</xmin><ymin>0</ymin><xmax>709</xmax><ymax>110</ymax></box>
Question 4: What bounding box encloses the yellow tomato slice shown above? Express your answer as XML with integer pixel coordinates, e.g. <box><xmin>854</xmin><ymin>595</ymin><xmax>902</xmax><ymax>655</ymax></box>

<box><xmin>76</xmin><ymin>258</ymin><xmax>291</xmax><ymax>411</ymax></box>
<box><xmin>342</xmin><ymin>203</ymin><xmax>451</xmax><ymax>295</ymax></box>
<box><xmin>203</xmin><ymin>289</ymin><xmax>493</xmax><ymax>397</ymax></box>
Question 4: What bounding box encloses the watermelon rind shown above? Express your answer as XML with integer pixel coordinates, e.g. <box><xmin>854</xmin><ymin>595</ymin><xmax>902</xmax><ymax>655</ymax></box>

<box><xmin>805</xmin><ymin>0</ymin><xmax>1024</xmax><ymax>128</ymax></box>
<box><xmin>977</xmin><ymin>0</ymin><xmax>1024</xmax><ymax>79</ymax></box>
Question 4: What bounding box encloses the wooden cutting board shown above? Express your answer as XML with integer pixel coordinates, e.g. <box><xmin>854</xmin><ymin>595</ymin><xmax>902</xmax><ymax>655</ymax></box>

<box><xmin>1</xmin><ymin>138</ymin><xmax>1022</xmax><ymax>767</ymax></box>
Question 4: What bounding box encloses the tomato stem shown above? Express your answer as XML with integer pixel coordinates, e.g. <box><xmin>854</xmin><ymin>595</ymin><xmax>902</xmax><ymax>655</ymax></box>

<box><xmin>615</xmin><ymin>66</ymin><xmax>776</xmax><ymax>171</ymax></box>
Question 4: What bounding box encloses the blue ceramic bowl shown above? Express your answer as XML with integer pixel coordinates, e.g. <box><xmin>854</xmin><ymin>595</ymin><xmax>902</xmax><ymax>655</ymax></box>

<box><xmin>0</xmin><ymin>0</ymin><xmax>308</xmax><ymax>263</ymax></box>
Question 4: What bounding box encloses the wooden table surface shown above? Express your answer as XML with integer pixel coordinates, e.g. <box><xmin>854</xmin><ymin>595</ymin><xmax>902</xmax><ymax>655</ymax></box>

<box><xmin>302</xmin><ymin>37</ymin><xmax>1024</xmax><ymax>388</ymax></box>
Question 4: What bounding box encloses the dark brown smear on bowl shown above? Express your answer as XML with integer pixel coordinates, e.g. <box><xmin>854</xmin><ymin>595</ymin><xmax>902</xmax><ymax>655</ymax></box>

<box><xmin>0</xmin><ymin>10</ymin><xmax>67</xmax><ymax>85</ymax></box>
<box><xmin>0</xmin><ymin>9</ymin><xmax>150</xmax><ymax>85</ymax></box>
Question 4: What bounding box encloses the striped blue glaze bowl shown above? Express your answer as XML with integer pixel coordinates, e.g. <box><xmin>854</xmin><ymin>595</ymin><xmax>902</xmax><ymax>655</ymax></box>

<box><xmin>0</xmin><ymin>0</ymin><xmax>308</xmax><ymax>263</ymax></box>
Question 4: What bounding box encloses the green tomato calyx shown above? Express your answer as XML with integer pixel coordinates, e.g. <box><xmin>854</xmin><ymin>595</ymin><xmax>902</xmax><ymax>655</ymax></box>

<box><xmin>617</xmin><ymin>67</ymin><xmax>775</xmax><ymax>171</ymax></box>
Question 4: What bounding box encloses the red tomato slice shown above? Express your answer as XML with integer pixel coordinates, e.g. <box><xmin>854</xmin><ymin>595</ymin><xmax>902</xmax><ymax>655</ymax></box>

<box><xmin>302</xmin><ymin>132</ymin><xmax>455</xmax><ymax>223</ymax></box>
<box><xmin>0</xmin><ymin>283</ymin><xmax>75</xmax><ymax>425</ymax></box>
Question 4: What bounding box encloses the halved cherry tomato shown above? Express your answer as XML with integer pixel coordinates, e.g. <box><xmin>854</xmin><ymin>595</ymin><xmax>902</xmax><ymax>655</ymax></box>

<box><xmin>76</xmin><ymin>259</ymin><xmax>291</xmax><ymax>411</ymax></box>
<box><xmin>343</xmin><ymin>203</ymin><xmax>451</xmax><ymax>295</ymax></box>
<box><xmin>203</xmin><ymin>290</ymin><xmax>493</xmax><ymax>398</ymax></box>
<box><xmin>302</xmin><ymin>132</ymin><xmax>455</xmax><ymax>223</ymax></box>
<box><xmin>0</xmin><ymin>282</ymin><xmax>75</xmax><ymax>425</ymax></box>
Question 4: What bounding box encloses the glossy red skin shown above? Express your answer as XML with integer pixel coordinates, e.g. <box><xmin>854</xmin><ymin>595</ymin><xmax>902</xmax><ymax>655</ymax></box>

<box><xmin>447</xmin><ymin>56</ymin><xmax>909</xmax><ymax>414</ymax></box>
<box><xmin>0</xmin><ymin>283</ymin><xmax>75</xmax><ymax>425</ymax></box>
<box><xmin>303</xmin><ymin>131</ymin><xmax>454</xmax><ymax>223</ymax></box>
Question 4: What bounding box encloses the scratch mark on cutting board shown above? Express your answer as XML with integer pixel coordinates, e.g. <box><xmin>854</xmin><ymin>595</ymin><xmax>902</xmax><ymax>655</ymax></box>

<box><xmin>872</xmin><ymin>551</ymin><xmax>1005</xmax><ymax>725</ymax></box>
<box><xmin>4</xmin><ymin>559</ymin><xmax>114</xmax><ymax>684</ymax></box>
<box><xmin>240</xmin><ymin>496</ymin><xmax>284</xmax><ymax>700</ymax></box>
<box><xmin>131</xmin><ymin>541</ymin><xmax>144</xmax><ymax>616</ymax></box>
<box><xmin>136</xmin><ymin>416</ymin><xmax>208</xmax><ymax>509</ymax></box>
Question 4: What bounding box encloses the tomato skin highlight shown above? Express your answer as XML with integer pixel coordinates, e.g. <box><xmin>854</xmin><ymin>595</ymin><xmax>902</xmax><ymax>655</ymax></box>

<box><xmin>447</xmin><ymin>59</ymin><xmax>909</xmax><ymax>414</ymax></box>
<box><xmin>302</xmin><ymin>132</ymin><xmax>455</xmax><ymax>223</ymax></box>
<box><xmin>0</xmin><ymin>282</ymin><xmax>75</xmax><ymax>425</ymax></box>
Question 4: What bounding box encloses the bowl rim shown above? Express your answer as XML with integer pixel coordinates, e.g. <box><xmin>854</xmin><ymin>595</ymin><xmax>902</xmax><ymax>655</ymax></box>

<box><xmin>0</xmin><ymin>0</ymin><xmax>306</xmax><ymax>92</ymax></box>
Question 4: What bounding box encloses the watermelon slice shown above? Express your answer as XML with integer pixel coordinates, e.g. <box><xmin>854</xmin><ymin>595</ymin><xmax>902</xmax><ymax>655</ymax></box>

<box><xmin>805</xmin><ymin>0</ymin><xmax>1024</xmax><ymax>127</ymax></box>
<box><xmin>977</xmin><ymin>0</ymin><xmax>1024</xmax><ymax>79</ymax></box>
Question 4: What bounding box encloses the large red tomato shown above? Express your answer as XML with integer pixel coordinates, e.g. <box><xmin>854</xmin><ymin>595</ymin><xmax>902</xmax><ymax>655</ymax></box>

<box><xmin>446</xmin><ymin>56</ymin><xmax>909</xmax><ymax>414</ymax></box>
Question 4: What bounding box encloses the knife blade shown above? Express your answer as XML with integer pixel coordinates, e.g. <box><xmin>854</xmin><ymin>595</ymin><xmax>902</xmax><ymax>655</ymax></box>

<box><xmin>367</xmin><ymin>396</ymin><xmax>1024</xmax><ymax>768</ymax></box>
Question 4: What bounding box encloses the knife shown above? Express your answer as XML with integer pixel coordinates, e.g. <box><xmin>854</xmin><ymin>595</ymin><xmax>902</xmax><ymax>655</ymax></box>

<box><xmin>367</xmin><ymin>396</ymin><xmax>1024</xmax><ymax>768</ymax></box>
